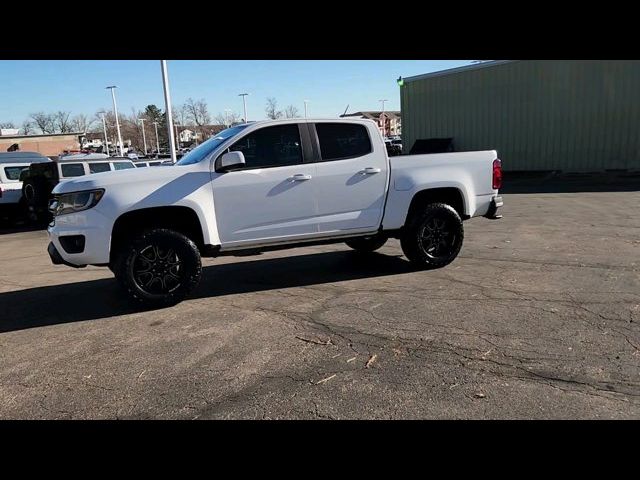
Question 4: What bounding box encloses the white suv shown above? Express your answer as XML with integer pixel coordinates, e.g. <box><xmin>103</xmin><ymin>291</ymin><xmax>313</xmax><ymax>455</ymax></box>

<box><xmin>0</xmin><ymin>151</ymin><xmax>50</xmax><ymax>224</ymax></box>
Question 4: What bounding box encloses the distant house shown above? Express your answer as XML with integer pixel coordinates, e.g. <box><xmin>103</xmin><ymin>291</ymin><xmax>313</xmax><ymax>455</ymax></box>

<box><xmin>177</xmin><ymin>125</ymin><xmax>226</xmax><ymax>144</ymax></box>
<box><xmin>340</xmin><ymin>111</ymin><xmax>402</xmax><ymax>137</ymax></box>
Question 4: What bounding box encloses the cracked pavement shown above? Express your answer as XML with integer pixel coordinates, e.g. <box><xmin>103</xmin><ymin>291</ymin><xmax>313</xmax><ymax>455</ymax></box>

<box><xmin>0</xmin><ymin>190</ymin><xmax>639</xmax><ymax>419</ymax></box>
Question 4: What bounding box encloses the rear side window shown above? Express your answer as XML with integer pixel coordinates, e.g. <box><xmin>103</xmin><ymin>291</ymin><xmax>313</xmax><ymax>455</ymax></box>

<box><xmin>89</xmin><ymin>163</ymin><xmax>111</xmax><ymax>174</ymax></box>
<box><xmin>228</xmin><ymin>124</ymin><xmax>302</xmax><ymax>169</ymax></box>
<box><xmin>4</xmin><ymin>166</ymin><xmax>29</xmax><ymax>180</ymax></box>
<box><xmin>316</xmin><ymin>123</ymin><xmax>372</xmax><ymax>161</ymax></box>
<box><xmin>60</xmin><ymin>163</ymin><xmax>85</xmax><ymax>177</ymax></box>
<box><xmin>113</xmin><ymin>162</ymin><xmax>135</xmax><ymax>170</ymax></box>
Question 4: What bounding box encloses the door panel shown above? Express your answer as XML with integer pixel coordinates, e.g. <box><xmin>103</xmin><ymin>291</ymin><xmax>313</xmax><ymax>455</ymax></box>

<box><xmin>211</xmin><ymin>123</ymin><xmax>318</xmax><ymax>247</ymax></box>
<box><xmin>311</xmin><ymin>123</ymin><xmax>388</xmax><ymax>234</ymax></box>
<box><xmin>212</xmin><ymin>164</ymin><xmax>317</xmax><ymax>245</ymax></box>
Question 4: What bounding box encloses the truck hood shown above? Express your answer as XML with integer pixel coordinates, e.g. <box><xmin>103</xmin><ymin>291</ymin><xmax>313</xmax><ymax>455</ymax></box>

<box><xmin>52</xmin><ymin>165</ymin><xmax>186</xmax><ymax>194</ymax></box>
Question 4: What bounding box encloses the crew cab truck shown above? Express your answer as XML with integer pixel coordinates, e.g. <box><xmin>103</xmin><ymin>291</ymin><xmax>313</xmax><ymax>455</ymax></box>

<box><xmin>47</xmin><ymin>118</ymin><xmax>503</xmax><ymax>308</ymax></box>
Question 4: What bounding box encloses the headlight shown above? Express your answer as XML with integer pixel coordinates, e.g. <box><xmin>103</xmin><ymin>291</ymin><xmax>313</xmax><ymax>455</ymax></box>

<box><xmin>50</xmin><ymin>189</ymin><xmax>105</xmax><ymax>216</ymax></box>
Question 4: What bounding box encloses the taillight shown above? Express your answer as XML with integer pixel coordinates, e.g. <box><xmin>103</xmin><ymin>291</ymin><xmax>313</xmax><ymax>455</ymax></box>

<box><xmin>492</xmin><ymin>159</ymin><xmax>502</xmax><ymax>190</ymax></box>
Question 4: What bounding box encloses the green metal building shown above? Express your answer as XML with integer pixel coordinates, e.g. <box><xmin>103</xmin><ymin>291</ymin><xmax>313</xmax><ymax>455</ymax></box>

<box><xmin>400</xmin><ymin>60</ymin><xmax>640</xmax><ymax>172</ymax></box>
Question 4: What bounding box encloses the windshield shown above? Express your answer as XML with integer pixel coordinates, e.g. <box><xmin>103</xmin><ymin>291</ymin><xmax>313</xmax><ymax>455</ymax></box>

<box><xmin>176</xmin><ymin>125</ymin><xmax>249</xmax><ymax>166</ymax></box>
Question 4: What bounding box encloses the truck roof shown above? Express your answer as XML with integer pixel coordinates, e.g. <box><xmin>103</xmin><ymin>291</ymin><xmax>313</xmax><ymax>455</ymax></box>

<box><xmin>0</xmin><ymin>151</ymin><xmax>51</xmax><ymax>164</ymax></box>
<box><xmin>56</xmin><ymin>155</ymin><xmax>133</xmax><ymax>163</ymax></box>
<box><xmin>235</xmin><ymin>118</ymin><xmax>375</xmax><ymax>127</ymax></box>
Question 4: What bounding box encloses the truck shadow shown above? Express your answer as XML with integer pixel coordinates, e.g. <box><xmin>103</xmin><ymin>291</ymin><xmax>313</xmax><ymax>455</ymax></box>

<box><xmin>0</xmin><ymin>250</ymin><xmax>415</xmax><ymax>333</ymax></box>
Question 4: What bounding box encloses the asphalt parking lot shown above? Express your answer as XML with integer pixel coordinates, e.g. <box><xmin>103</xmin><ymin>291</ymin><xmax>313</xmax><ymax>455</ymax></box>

<box><xmin>1</xmin><ymin>186</ymin><xmax>639</xmax><ymax>419</ymax></box>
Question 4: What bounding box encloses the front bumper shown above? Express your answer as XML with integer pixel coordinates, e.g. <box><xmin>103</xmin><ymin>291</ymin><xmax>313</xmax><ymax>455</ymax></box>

<box><xmin>48</xmin><ymin>242</ymin><xmax>86</xmax><ymax>268</ymax></box>
<box><xmin>484</xmin><ymin>195</ymin><xmax>503</xmax><ymax>219</ymax></box>
<box><xmin>47</xmin><ymin>207</ymin><xmax>113</xmax><ymax>267</ymax></box>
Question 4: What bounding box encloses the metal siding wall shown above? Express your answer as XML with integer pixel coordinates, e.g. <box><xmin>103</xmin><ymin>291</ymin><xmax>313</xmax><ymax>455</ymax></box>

<box><xmin>401</xmin><ymin>60</ymin><xmax>640</xmax><ymax>171</ymax></box>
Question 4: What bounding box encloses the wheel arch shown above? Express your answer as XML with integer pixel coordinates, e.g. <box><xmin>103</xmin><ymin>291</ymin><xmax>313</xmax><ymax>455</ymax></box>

<box><xmin>110</xmin><ymin>206</ymin><xmax>205</xmax><ymax>264</ymax></box>
<box><xmin>404</xmin><ymin>187</ymin><xmax>467</xmax><ymax>228</ymax></box>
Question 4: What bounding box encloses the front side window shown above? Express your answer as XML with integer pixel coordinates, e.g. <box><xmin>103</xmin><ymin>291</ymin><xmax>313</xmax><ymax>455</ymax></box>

<box><xmin>60</xmin><ymin>163</ymin><xmax>85</xmax><ymax>177</ymax></box>
<box><xmin>4</xmin><ymin>166</ymin><xmax>29</xmax><ymax>181</ymax></box>
<box><xmin>228</xmin><ymin>124</ymin><xmax>302</xmax><ymax>169</ymax></box>
<box><xmin>89</xmin><ymin>162</ymin><xmax>111</xmax><ymax>174</ymax></box>
<box><xmin>113</xmin><ymin>161</ymin><xmax>135</xmax><ymax>170</ymax></box>
<box><xmin>316</xmin><ymin>123</ymin><xmax>372</xmax><ymax>161</ymax></box>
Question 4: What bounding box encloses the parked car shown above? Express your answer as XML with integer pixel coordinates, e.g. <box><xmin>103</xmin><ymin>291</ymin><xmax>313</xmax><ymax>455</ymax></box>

<box><xmin>0</xmin><ymin>151</ymin><xmax>51</xmax><ymax>225</ymax></box>
<box><xmin>134</xmin><ymin>161</ymin><xmax>164</xmax><ymax>168</ymax></box>
<box><xmin>20</xmin><ymin>155</ymin><xmax>135</xmax><ymax>224</ymax></box>
<box><xmin>47</xmin><ymin>118</ymin><xmax>503</xmax><ymax>308</ymax></box>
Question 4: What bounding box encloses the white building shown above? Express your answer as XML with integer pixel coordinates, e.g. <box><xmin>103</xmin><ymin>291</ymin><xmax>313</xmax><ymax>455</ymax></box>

<box><xmin>1</xmin><ymin>128</ymin><xmax>21</xmax><ymax>136</ymax></box>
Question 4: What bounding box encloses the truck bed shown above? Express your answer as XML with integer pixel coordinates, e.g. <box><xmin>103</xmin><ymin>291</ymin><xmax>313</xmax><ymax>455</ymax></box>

<box><xmin>382</xmin><ymin>150</ymin><xmax>499</xmax><ymax>229</ymax></box>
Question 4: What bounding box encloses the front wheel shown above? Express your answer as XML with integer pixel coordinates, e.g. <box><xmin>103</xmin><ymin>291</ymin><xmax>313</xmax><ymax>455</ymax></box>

<box><xmin>113</xmin><ymin>228</ymin><xmax>202</xmax><ymax>308</ymax></box>
<box><xmin>400</xmin><ymin>203</ymin><xmax>464</xmax><ymax>269</ymax></box>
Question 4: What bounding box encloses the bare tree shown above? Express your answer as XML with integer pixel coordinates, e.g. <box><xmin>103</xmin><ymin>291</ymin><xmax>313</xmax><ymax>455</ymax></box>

<box><xmin>55</xmin><ymin>111</ymin><xmax>73</xmax><ymax>133</ymax></box>
<box><xmin>30</xmin><ymin>112</ymin><xmax>55</xmax><ymax>134</ymax></box>
<box><xmin>265</xmin><ymin>97</ymin><xmax>283</xmax><ymax>120</ymax></box>
<box><xmin>0</xmin><ymin>122</ymin><xmax>16</xmax><ymax>129</ymax></box>
<box><xmin>214</xmin><ymin>111</ymin><xmax>241</xmax><ymax>127</ymax></box>
<box><xmin>122</xmin><ymin>108</ymin><xmax>146</xmax><ymax>151</ymax></box>
<box><xmin>284</xmin><ymin>105</ymin><xmax>300</xmax><ymax>119</ymax></box>
<box><xmin>184</xmin><ymin>98</ymin><xmax>210</xmax><ymax>127</ymax></box>
<box><xmin>184</xmin><ymin>98</ymin><xmax>211</xmax><ymax>141</ymax></box>
<box><xmin>172</xmin><ymin>104</ymin><xmax>189</xmax><ymax>127</ymax></box>
<box><xmin>71</xmin><ymin>114</ymin><xmax>94</xmax><ymax>133</ymax></box>
<box><xmin>21</xmin><ymin>121</ymin><xmax>34</xmax><ymax>135</ymax></box>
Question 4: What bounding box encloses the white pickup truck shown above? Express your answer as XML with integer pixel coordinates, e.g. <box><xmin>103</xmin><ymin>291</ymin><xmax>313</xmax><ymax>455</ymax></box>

<box><xmin>47</xmin><ymin>118</ymin><xmax>503</xmax><ymax>307</ymax></box>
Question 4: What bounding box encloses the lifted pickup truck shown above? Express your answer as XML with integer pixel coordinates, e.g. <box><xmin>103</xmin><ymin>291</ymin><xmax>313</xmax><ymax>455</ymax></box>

<box><xmin>47</xmin><ymin>118</ymin><xmax>503</xmax><ymax>307</ymax></box>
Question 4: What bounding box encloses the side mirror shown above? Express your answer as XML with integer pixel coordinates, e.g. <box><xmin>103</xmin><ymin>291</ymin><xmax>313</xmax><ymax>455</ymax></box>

<box><xmin>215</xmin><ymin>151</ymin><xmax>246</xmax><ymax>172</ymax></box>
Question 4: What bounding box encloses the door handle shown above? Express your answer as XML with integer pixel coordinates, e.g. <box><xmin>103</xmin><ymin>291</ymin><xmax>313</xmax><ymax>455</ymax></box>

<box><xmin>289</xmin><ymin>173</ymin><xmax>312</xmax><ymax>181</ymax></box>
<box><xmin>360</xmin><ymin>167</ymin><xmax>381</xmax><ymax>175</ymax></box>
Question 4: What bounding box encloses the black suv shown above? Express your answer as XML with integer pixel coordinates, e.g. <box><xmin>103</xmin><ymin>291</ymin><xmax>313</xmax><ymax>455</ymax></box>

<box><xmin>20</xmin><ymin>154</ymin><xmax>135</xmax><ymax>224</ymax></box>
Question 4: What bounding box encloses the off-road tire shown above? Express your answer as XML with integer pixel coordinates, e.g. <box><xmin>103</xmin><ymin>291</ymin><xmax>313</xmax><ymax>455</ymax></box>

<box><xmin>113</xmin><ymin>228</ymin><xmax>202</xmax><ymax>308</ymax></box>
<box><xmin>400</xmin><ymin>203</ymin><xmax>464</xmax><ymax>269</ymax></box>
<box><xmin>345</xmin><ymin>234</ymin><xmax>388</xmax><ymax>253</ymax></box>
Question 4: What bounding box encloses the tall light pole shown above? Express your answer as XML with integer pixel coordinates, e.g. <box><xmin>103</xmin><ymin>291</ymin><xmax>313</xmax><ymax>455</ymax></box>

<box><xmin>101</xmin><ymin>114</ymin><xmax>110</xmax><ymax>156</ymax></box>
<box><xmin>303</xmin><ymin>100</ymin><xmax>310</xmax><ymax>119</ymax></box>
<box><xmin>138</xmin><ymin>118</ymin><xmax>148</xmax><ymax>156</ymax></box>
<box><xmin>224</xmin><ymin>108</ymin><xmax>231</xmax><ymax>127</ymax></box>
<box><xmin>153</xmin><ymin>121</ymin><xmax>160</xmax><ymax>158</ymax></box>
<box><xmin>238</xmin><ymin>93</ymin><xmax>249</xmax><ymax>122</ymax></box>
<box><xmin>379</xmin><ymin>99</ymin><xmax>388</xmax><ymax>137</ymax></box>
<box><xmin>160</xmin><ymin>60</ymin><xmax>177</xmax><ymax>163</ymax></box>
<box><xmin>106</xmin><ymin>86</ymin><xmax>124</xmax><ymax>156</ymax></box>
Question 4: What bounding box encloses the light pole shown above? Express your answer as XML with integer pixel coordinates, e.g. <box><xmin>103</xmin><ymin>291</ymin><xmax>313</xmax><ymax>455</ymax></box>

<box><xmin>224</xmin><ymin>109</ymin><xmax>232</xmax><ymax>127</ymax></box>
<box><xmin>160</xmin><ymin>60</ymin><xmax>177</xmax><ymax>163</ymax></box>
<box><xmin>238</xmin><ymin>93</ymin><xmax>249</xmax><ymax>122</ymax></box>
<box><xmin>153</xmin><ymin>121</ymin><xmax>160</xmax><ymax>158</ymax></box>
<box><xmin>304</xmin><ymin>100</ymin><xmax>309</xmax><ymax>119</ymax></box>
<box><xmin>138</xmin><ymin>118</ymin><xmax>148</xmax><ymax>156</ymax></box>
<box><xmin>101</xmin><ymin>114</ymin><xmax>110</xmax><ymax>156</ymax></box>
<box><xmin>106</xmin><ymin>86</ymin><xmax>124</xmax><ymax>156</ymax></box>
<box><xmin>379</xmin><ymin>99</ymin><xmax>388</xmax><ymax>137</ymax></box>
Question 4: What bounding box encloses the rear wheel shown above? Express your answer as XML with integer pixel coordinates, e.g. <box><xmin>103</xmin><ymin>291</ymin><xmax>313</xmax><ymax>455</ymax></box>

<box><xmin>345</xmin><ymin>234</ymin><xmax>388</xmax><ymax>253</ymax></box>
<box><xmin>113</xmin><ymin>228</ymin><xmax>202</xmax><ymax>308</ymax></box>
<box><xmin>400</xmin><ymin>203</ymin><xmax>464</xmax><ymax>269</ymax></box>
